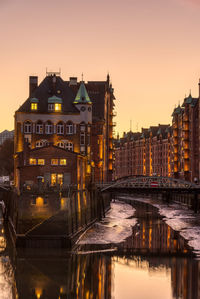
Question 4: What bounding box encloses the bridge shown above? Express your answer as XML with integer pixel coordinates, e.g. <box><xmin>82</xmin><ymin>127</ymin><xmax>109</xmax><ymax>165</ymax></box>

<box><xmin>100</xmin><ymin>176</ymin><xmax>198</xmax><ymax>192</ymax></box>
<box><xmin>99</xmin><ymin>176</ymin><xmax>200</xmax><ymax>212</ymax></box>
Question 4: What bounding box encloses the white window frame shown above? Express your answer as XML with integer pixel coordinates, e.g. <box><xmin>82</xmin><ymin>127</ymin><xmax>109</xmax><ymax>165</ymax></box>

<box><xmin>65</xmin><ymin>142</ymin><xmax>73</xmax><ymax>151</ymax></box>
<box><xmin>57</xmin><ymin>123</ymin><xmax>64</xmax><ymax>134</ymax></box>
<box><xmin>36</xmin><ymin>123</ymin><xmax>43</xmax><ymax>134</ymax></box>
<box><xmin>66</xmin><ymin>123</ymin><xmax>73</xmax><ymax>135</ymax></box>
<box><xmin>45</xmin><ymin>123</ymin><xmax>53</xmax><ymax>134</ymax></box>
<box><xmin>24</xmin><ymin>122</ymin><xmax>32</xmax><ymax>133</ymax></box>
<box><xmin>48</xmin><ymin>104</ymin><xmax>54</xmax><ymax>111</ymax></box>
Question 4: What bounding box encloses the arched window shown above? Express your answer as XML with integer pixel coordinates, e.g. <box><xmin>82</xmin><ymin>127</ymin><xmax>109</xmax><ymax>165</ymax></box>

<box><xmin>57</xmin><ymin>142</ymin><xmax>65</xmax><ymax>148</ymax></box>
<box><xmin>66</xmin><ymin>121</ymin><xmax>73</xmax><ymax>135</ymax></box>
<box><xmin>36</xmin><ymin>121</ymin><xmax>43</xmax><ymax>134</ymax></box>
<box><xmin>45</xmin><ymin>121</ymin><xmax>53</xmax><ymax>134</ymax></box>
<box><xmin>57</xmin><ymin>122</ymin><xmax>64</xmax><ymax>135</ymax></box>
<box><xmin>24</xmin><ymin>121</ymin><xmax>32</xmax><ymax>133</ymax></box>
<box><xmin>57</xmin><ymin>140</ymin><xmax>73</xmax><ymax>151</ymax></box>
<box><xmin>36</xmin><ymin>139</ymin><xmax>48</xmax><ymax>148</ymax></box>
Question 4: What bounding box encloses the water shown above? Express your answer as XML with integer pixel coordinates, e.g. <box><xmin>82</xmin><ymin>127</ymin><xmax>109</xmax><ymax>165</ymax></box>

<box><xmin>0</xmin><ymin>198</ymin><xmax>200</xmax><ymax>298</ymax></box>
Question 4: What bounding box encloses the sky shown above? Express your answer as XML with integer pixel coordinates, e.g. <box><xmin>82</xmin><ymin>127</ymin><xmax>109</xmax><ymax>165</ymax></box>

<box><xmin>1</xmin><ymin>0</ymin><xmax>200</xmax><ymax>136</ymax></box>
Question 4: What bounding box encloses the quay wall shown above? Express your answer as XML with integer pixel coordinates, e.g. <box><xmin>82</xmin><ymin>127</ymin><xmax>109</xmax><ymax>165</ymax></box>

<box><xmin>2</xmin><ymin>186</ymin><xmax>111</xmax><ymax>248</ymax></box>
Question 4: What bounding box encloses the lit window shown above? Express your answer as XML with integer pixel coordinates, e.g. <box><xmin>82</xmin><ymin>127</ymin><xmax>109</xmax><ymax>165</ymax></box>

<box><xmin>60</xmin><ymin>159</ymin><xmax>66</xmax><ymax>165</ymax></box>
<box><xmin>38</xmin><ymin>159</ymin><xmax>45</xmax><ymax>165</ymax></box>
<box><xmin>29</xmin><ymin>158</ymin><xmax>36</xmax><ymax>165</ymax></box>
<box><xmin>31</xmin><ymin>103</ymin><xmax>37</xmax><ymax>110</ymax></box>
<box><xmin>57</xmin><ymin>174</ymin><xmax>63</xmax><ymax>185</ymax></box>
<box><xmin>51</xmin><ymin>159</ymin><xmax>58</xmax><ymax>165</ymax></box>
<box><xmin>55</xmin><ymin>103</ymin><xmax>61</xmax><ymax>111</ymax></box>
<box><xmin>51</xmin><ymin>173</ymin><xmax>57</xmax><ymax>186</ymax></box>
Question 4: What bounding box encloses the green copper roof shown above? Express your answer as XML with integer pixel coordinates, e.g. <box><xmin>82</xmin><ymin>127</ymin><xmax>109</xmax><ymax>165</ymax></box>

<box><xmin>48</xmin><ymin>95</ymin><xmax>63</xmax><ymax>103</ymax></box>
<box><xmin>185</xmin><ymin>94</ymin><xmax>193</xmax><ymax>104</ymax></box>
<box><xmin>30</xmin><ymin>97</ymin><xmax>39</xmax><ymax>103</ymax></box>
<box><xmin>73</xmin><ymin>82</ymin><xmax>91</xmax><ymax>104</ymax></box>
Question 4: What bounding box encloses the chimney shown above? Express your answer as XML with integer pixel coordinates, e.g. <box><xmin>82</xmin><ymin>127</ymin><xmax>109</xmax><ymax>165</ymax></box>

<box><xmin>29</xmin><ymin>76</ymin><xmax>38</xmax><ymax>96</ymax></box>
<box><xmin>69</xmin><ymin>77</ymin><xmax>77</xmax><ymax>86</ymax></box>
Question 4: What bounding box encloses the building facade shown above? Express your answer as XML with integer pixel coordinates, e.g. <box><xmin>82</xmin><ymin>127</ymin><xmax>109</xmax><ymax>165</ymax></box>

<box><xmin>14</xmin><ymin>73</ymin><xmax>116</xmax><ymax>191</ymax></box>
<box><xmin>113</xmin><ymin>125</ymin><xmax>172</xmax><ymax>180</ymax></box>
<box><xmin>0</xmin><ymin>130</ymin><xmax>14</xmax><ymax>145</ymax></box>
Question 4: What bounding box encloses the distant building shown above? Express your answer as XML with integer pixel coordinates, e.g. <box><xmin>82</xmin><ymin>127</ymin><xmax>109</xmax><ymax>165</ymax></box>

<box><xmin>14</xmin><ymin>73</ymin><xmax>115</xmax><ymax>191</ymax></box>
<box><xmin>0</xmin><ymin>130</ymin><xmax>14</xmax><ymax>145</ymax></box>
<box><xmin>171</xmin><ymin>93</ymin><xmax>199</xmax><ymax>182</ymax></box>
<box><xmin>113</xmin><ymin>124</ymin><xmax>172</xmax><ymax>180</ymax></box>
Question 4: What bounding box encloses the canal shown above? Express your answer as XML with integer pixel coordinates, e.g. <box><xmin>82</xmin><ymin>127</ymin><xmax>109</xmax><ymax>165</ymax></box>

<box><xmin>0</xmin><ymin>196</ymin><xmax>200</xmax><ymax>298</ymax></box>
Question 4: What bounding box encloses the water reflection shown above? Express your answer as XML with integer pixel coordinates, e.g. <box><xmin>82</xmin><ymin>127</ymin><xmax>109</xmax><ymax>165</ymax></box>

<box><xmin>12</xmin><ymin>253</ymin><xmax>200</xmax><ymax>299</ymax></box>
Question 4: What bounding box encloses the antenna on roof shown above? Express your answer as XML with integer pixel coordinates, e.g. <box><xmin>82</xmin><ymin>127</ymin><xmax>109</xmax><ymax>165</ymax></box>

<box><xmin>81</xmin><ymin>73</ymin><xmax>84</xmax><ymax>82</ymax></box>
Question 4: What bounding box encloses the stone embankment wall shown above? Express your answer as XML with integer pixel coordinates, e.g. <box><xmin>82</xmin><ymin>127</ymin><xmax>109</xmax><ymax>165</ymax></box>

<box><xmin>3</xmin><ymin>186</ymin><xmax>111</xmax><ymax>248</ymax></box>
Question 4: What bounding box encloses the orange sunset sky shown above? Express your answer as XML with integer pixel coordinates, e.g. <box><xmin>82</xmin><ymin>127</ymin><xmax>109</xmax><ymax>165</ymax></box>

<box><xmin>1</xmin><ymin>0</ymin><xmax>200</xmax><ymax>136</ymax></box>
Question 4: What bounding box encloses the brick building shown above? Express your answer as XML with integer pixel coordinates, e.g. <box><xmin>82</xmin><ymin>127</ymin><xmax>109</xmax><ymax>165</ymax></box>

<box><xmin>14</xmin><ymin>73</ymin><xmax>116</xmax><ymax>191</ymax></box>
<box><xmin>171</xmin><ymin>93</ymin><xmax>199</xmax><ymax>182</ymax></box>
<box><xmin>0</xmin><ymin>130</ymin><xmax>14</xmax><ymax>145</ymax></box>
<box><xmin>113</xmin><ymin>124</ymin><xmax>172</xmax><ymax>180</ymax></box>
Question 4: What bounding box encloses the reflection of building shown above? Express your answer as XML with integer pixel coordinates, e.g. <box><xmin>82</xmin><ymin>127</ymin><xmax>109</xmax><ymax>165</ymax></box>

<box><xmin>0</xmin><ymin>130</ymin><xmax>14</xmax><ymax>145</ymax></box>
<box><xmin>14</xmin><ymin>73</ymin><xmax>116</xmax><ymax>191</ymax></box>
<box><xmin>15</xmin><ymin>253</ymin><xmax>112</xmax><ymax>299</ymax></box>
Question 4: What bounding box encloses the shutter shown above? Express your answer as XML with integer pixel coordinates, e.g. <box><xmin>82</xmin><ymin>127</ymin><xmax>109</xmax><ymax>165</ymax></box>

<box><xmin>54</xmin><ymin>125</ymin><xmax>56</xmax><ymax>134</ymax></box>
<box><xmin>33</xmin><ymin>124</ymin><xmax>35</xmax><ymax>133</ymax></box>
<box><xmin>74</xmin><ymin>124</ymin><xmax>76</xmax><ymax>134</ymax></box>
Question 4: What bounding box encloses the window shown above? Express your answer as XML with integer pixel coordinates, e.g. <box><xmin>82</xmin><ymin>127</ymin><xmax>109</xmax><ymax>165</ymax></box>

<box><xmin>65</xmin><ymin>142</ymin><xmax>73</xmax><ymax>151</ymax></box>
<box><xmin>29</xmin><ymin>158</ymin><xmax>36</xmax><ymax>165</ymax></box>
<box><xmin>80</xmin><ymin>132</ymin><xmax>85</xmax><ymax>145</ymax></box>
<box><xmin>45</xmin><ymin>121</ymin><xmax>53</xmax><ymax>134</ymax></box>
<box><xmin>57</xmin><ymin>122</ymin><xmax>64</xmax><ymax>134</ymax></box>
<box><xmin>55</xmin><ymin>103</ymin><xmax>62</xmax><ymax>111</ymax></box>
<box><xmin>48</xmin><ymin>104</ymin><xmax>54</xmax><ymax>111</ymax></box>
<box><xmin>36</xmin><ymin>140</ymin><xmax>48</xmax><ymax>148</ymax></box>
<box><xmin>31</xmin><ymin>103</ymin><xmax>37</xmax><ymax>110</ymax></box>
<box><xmin>66</xmin><ymin>122</ymin><xmax>73</xmax><ymax>135</ymax></box>
<box><xmin>60</xmin><ymin>159</ymin><xmax>66</xmax><ymax>165</ymax></box>
<box><xmin>38</xmin><ymin>159</ymin><xmax>45</xmax><ymax>165</ymax></box>
<box><xmin>51</xmin><ymin>173</ymin><xmax>63</xmax><ymax>186</ymax></box>
<box><xmin>24</xmin><ymin>121</ymin><xmax>32</xmax><ymax>133</ymax></box>
<box><xmin>51</xmin><ymin>159</ymin><xmax>58</xmax><ymax>165</ymax></box>
<box><xmin>57</xmin><ymin>142</ymin><xmax>65</xmax><ymax>148</ymax></box>
<box><xmin>36</xmin><ymin>122</ymin><xmax>43</xmax><ymax>134</ymax></box>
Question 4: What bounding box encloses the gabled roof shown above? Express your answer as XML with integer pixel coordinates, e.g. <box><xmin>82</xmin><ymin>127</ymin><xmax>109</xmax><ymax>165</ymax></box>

<box><xmin>73</xmin><ymin>82</ymin><xmax>91</xmax><ymax>104</ymax></box>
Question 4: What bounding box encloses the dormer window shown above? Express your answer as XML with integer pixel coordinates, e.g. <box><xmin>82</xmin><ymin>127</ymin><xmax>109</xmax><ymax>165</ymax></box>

<box><xmin>30</xmin><ymin>98</ymin><xmax>39</xmax><ymax>111</ymax></box>
<box><xmin>48</xmin><ymin>96</ymin><xmax>62</xmax><ymax>112</ymax></box>
<box><xmin>55</xmin><ymin>103</ymin><xmax>61</xmax><ymax>111</ymax></box>
<box><xmin>31</xmin><ymin>103</ymin><xmax>37</xmax><ymax>110</ymax></box>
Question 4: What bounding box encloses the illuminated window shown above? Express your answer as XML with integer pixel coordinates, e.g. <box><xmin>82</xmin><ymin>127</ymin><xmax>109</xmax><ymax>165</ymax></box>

<box><xmin>51</xmin><ymin>159</ymin><xmax>58</xmax><ymax>165</ymax></box>
<box><xmin>31</xmin><ymin>103</ymin><xmax>37</xmax><ymax>110</ymax></box>
<box><xmin>60</xmin><ymin>159</ymin><xmax>66</xmax><ymax>165</ymax></box>
<box><xmin>55</xmin><ymin>103</ymin><xmax>62</xmax><ymax>111</ymax></box>
<box><xmin>51</xmin><ymin>173</ymin><xmax>57</xmax><ymax>185</ymax></box>
<box><xmin>29</xmin><ymin>158</ymin><xmax>36</xmax><ymax>165</ymax></box>
<box><xmin>57</xmin><ymin>174</ymin><xmax>63</xmax><ymax>185</ymax></box>
<box><xmin>38</xmin><ymin>159</ymin><xmax>45</xmax><ymax>165</ymax></box>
